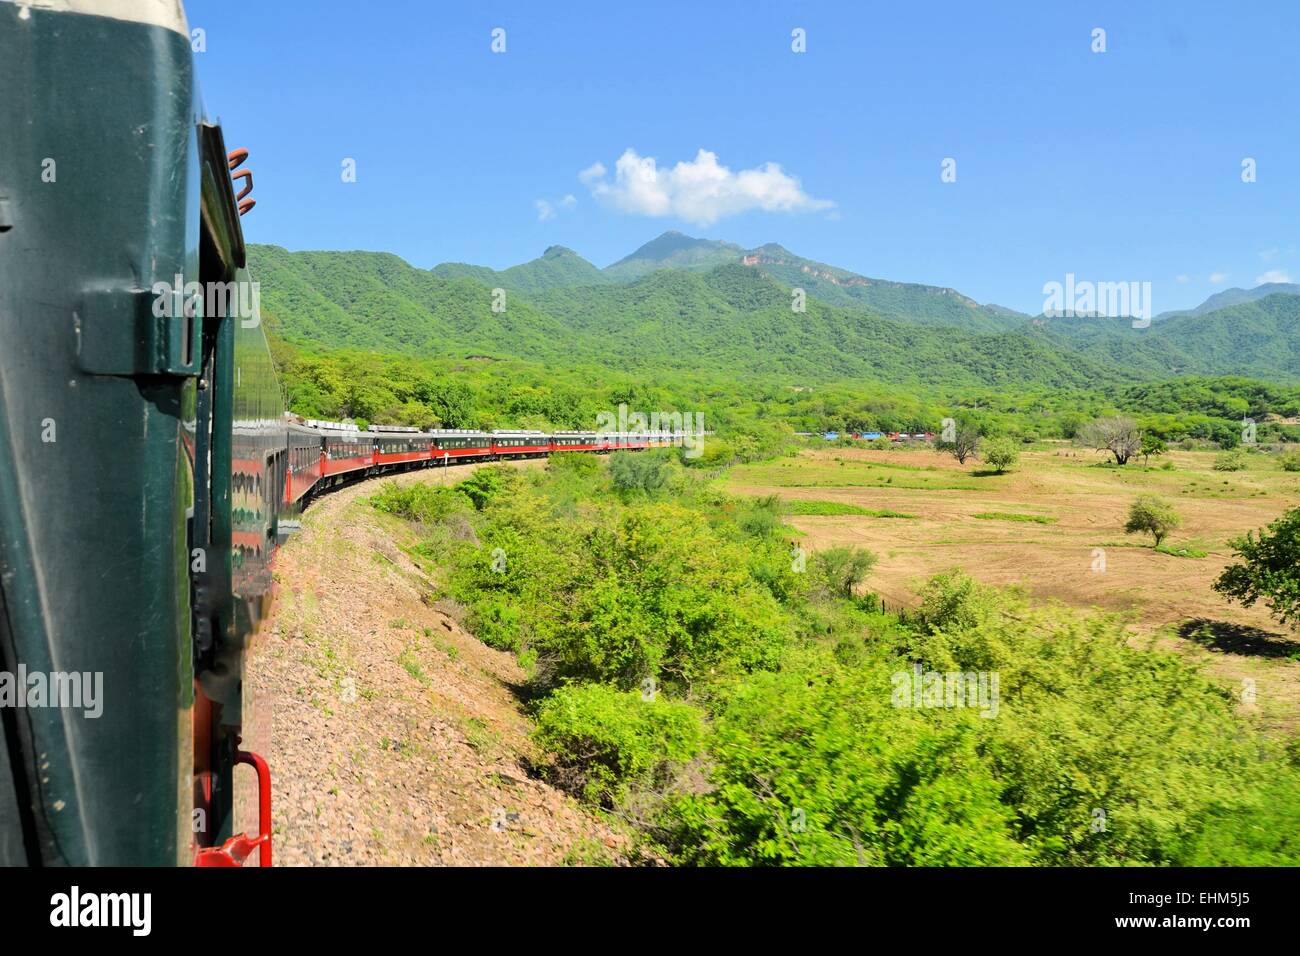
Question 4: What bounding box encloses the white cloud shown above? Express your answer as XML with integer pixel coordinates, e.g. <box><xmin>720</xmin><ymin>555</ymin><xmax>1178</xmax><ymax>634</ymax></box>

<box><xmin>1175</xmin><ymin>274</ymin><xmax>1189</xmax><ymax>284</ymax></box>
<box><xmin>1260</xmin><ymin>247</ymin><xmax>1280</xmax><ymax>262</ymax></box>
<box><xmin>578</xmin><ymin>162</ymin><xmax>606</xmax><ymax>186</ymax></box>
<box><xmin>535</xmin><ymin>193</ymin><xmax>576</xmax><ymax>222</ymax></box>
<box><xmin>1255</xmin><ymin>269</ymin><xmax>1291</xmax><ymax>285</ymax></box>
<box><xmin>1208</xmin><ymin>272</ymin><xmax>1228</xmax><ymax>284</ymax></box>
<box><xmin>580</xmin><ymin>148</ymin><xmax>833</xmax><ymax>226</ymax></box>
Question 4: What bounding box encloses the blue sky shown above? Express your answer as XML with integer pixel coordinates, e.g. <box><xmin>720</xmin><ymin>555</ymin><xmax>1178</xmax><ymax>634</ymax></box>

<box><xmin>188</xmin><ymin>0</ymin><xmax>1300</xmax><ymax>314</ymax></box>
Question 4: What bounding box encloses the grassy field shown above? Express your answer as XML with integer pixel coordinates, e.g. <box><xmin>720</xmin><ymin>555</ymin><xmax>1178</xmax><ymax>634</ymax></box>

<box><xmin>725</xmin><ymin>443</ymin><xmax>1300</xmax><ymax>731</ymax></box>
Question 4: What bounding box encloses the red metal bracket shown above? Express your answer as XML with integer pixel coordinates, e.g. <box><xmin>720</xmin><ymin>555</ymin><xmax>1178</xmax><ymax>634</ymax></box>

<box><xmin>227</xmin><ymin>148</ymin><xmax>256</xmax><ymax>216</ymax></box>
<box><xmin>194</xmin><ymin>748</ymin><xmax>272</xmax><ymax>867</ymax></box>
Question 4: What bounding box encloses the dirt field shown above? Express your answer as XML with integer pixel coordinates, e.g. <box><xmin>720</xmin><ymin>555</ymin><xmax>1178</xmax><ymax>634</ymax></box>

<box><xmin>237</xmin><ymin>460</ymin><xmax>631</xmax><ymax>865</ymax></box>
<box><xmin>726</xmin><ymin>444</ymin><xmax>1300</xmax><ymax>731</ymax></box>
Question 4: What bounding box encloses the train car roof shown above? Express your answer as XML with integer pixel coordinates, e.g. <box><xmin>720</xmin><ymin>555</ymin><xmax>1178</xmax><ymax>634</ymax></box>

<box><xmin>7</xmin><ymin>0</ymin><xmax>190</xmax><ymax>35</ymax></box>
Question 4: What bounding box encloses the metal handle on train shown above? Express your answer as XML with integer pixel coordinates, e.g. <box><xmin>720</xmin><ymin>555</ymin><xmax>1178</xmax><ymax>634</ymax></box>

<box><xmin>194</xmin><ymin>748</ymin><xmax>273</xmax><ymax>867</ymax></box>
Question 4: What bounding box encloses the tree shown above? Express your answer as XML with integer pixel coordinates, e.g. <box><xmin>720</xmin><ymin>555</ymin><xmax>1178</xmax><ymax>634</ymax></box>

<box><xmin>813</xmin><ymin>546</ymin><xmax>878</xmax><ymax>599</ymax></box>
<box><xmin>1140</xmin><ymin>434</ymin><xmax>1166</xmax><ymax>466</ymax></box>
<box><xmin>940</xmin><ymin>421</ymin><xmax>981</xmax><ymax>465</ymax></box>
<box><xmin>1078</xmin><ymin>416</ymin><xmax>1142</xmax><ymax>465</ymax></box>
<box><xmin>456</xmin><ymin>466</ymin><xmax>511</xmax><ymax>510</ymax></box>
<box><xmin>608</xmin><ymin>451</ymin><xmax>671</xmax><ymax>496</ymax></box>
<box><xmin>1124</xmin><ymin>495</ymin><xmax>1181</xmax><ymax>547</ymax></box>
<box><xmin>982</xmin><ymin>436</ymin><xmax>1021</xmax><ymax>474</ymax></box>
<box><xmin>1214</xmin><ymin>508</ymin><xmax>1300</xmax><ymax>629</ymax></box>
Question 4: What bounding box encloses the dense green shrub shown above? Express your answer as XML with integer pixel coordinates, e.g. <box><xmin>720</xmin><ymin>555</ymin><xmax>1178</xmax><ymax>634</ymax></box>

<box><xmin>909</xmin><ymin>571</ymin><xmax>1004</xmax><ymax>635</ymax></box>
<box><xmin>551</xmin><ymin>505</ymin><xmax>791</xmax><ymax>688</ymax></box>
<box><xmin>1178</xmin><ymin>765</ymin><xmax>1300</xmax><ymax>865</ymax></box>
<box><xmin>548</xmin><ymin>451</ymin><xmax>600</xmax><ymax>476</ymax></box>
<box><xmin>464</xmin><ymin>595</ymin><xmax>523</xmax><ymax>651</ymax></box>
<box><xmin>456</xmin><ymin>465</ymin><xmax>514</xmax><ymax>510</ymax></box>
<box><xmin>904</xmin><ymin>591</ymin><xmax>1259</xmax><ymax>864</ymax></box>
<box><xmin>371</xmin><ymin>481</ymin><xmax>471</xmax><ymax>523</ymax></box>
<box><xmin>1213</xmin><ymin>449</ymin><xmax>1247</xmax><ymax>471</ymax></box>
<box><xmin>664</xmin><ymin>586</ymin><xmax>1280</xmax><ymax>866</ymax></box>
<box><xmin>533</xmin><ymin>684</ymin><xmax>705</xmax><ymax>806</ymax></box>
<box><xmin>608</xmin><ymin>450</ymin><xmax>676</xmax><ymax>496</ymax></box>
<box><xmin>663</xmin><ymin>659</ymin><xmax>1030</xmax><ymax>866</ymax></box>
<box><xmin>449</xmin><ymin>475</ymin><xmax>793</xmax><ymax>690</ymax></box>
<box><xmin>733</xmin><ymin>494</ymin><xmax>784</xmax><ymax>539</ymax></box>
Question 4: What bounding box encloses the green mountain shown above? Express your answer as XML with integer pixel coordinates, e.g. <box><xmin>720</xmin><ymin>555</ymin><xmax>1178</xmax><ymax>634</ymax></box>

<box><xmin>426</xmin><ymin>231</ymin><xmax>1300</xmax><ymax>349</ymax></box>
<box><xmin>525</xmin><ymin>264</ymin><xmax>1088</xmax><ymax>385</ymax></box>
<box><xmin>248</xmin><ymin>242</ymin><xmax>1300</xmax><ymax>387</ymax></box>
<box><xmin>424</xmin><ymin>261</ymin><xmax>497</xmax><ymax>286</ymax></box>
<box><xmin>1156</xmin><ymin>282</ymin><xmax>1300</xmax><ymax>321</ymax></box>
<box><xmin>431</xmin><ymin>244</ymin><xmax>610</xmax><ymax>294</ymax></box>
<box><xmin>602</xmin><ymin>230</ymin><xmax>745</xmax><ymax>280</ymax></box>
<box><xmin>1143</xmin><ymin>294</ymin><xmax>1300</xmax><ymax>378</ymax></box>
<box><xmin>734</xmin><ymin>242</ymin><xmax>1027</xmax><ymax>332</ymax></box>
<box><xmin>247</xmin><ymin>244</ymin><xmax>572</xmax><ymax>357</ymax></box>
<box><xmin>249</xmin><ymin>244</ymin><xmax>1129</xmax><ymax>389</ymax></box>
<box><xmin>443</xmin><ymin>230</ymin><xmax>1030</xmax><ymax>331</ymax></box>
<box><xmin>1036</xmin><ymin>294</ymin><xmax>1300</xmax><ymax>380</ymax></box>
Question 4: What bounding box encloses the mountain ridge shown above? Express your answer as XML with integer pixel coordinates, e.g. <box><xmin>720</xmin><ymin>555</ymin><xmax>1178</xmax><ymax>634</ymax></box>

<box><xmin>427</xmin><ymin>230</ymin><xmax>1036</xmax><ymax>330</ymax></box>
<box><xmin>1155</xmin><ymin>281</ymin><xmax>1300</xmax><ymax>322</ymax></box>
<box><xmin>421</xmin><ymin>230</ymin><xmax>1300</xmax><ymax>330</ymax></box>
<box><xmin>247</xmin><ymin>243</ymin><xmax>1300</xmax><ymax>385</ymax></box>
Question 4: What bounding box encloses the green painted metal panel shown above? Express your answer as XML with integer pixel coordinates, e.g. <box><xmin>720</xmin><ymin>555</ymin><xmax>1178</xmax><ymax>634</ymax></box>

<box><xmin>0</xmin><ymin>3</ymin><xmax>199</xmax><ymax>864</ymax></box>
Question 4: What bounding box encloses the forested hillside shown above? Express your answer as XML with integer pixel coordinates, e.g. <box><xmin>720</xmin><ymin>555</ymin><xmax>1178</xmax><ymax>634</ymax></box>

<box><xmin>1156</xmin><ymin>281</ymin><xmax>1300</xmax><ymax>320</ymax></box>
<box><xmin>252</xmin><ymin>247</ymin><xmax>1127</xmax><ymax>388</ymax></box>
<box><xmin>731</xmin><ymin>242</ymin><xmax>1025</xmax><ymax>331</ymax></box>
<box><xmin>1039</xmin><ymin>294</ymin><xmax>1300</xmax><ymax>380</ymax></box>
<box><xmin>432</xmin><ymin>244</ymin><xmax>611</xmax><ymax>294</ymax></box>
<box><xmin>249</xmin><ymin>242</ymin><xmax>1300</xmax><ymax>386</ymax></box>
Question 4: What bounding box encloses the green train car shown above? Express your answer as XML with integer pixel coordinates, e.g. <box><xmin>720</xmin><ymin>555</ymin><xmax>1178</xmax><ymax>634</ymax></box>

<box><xmin>0</xmin><ymin>0</ymin><xmax>282</xmax><ymax>865</ymax></box>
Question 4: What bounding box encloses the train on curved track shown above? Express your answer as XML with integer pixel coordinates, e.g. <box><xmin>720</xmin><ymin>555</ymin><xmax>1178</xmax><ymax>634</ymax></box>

<box><xmin>0</xmin><ymin>0</ymin><xmax>679</xmax><ymax>866</ymax></box>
